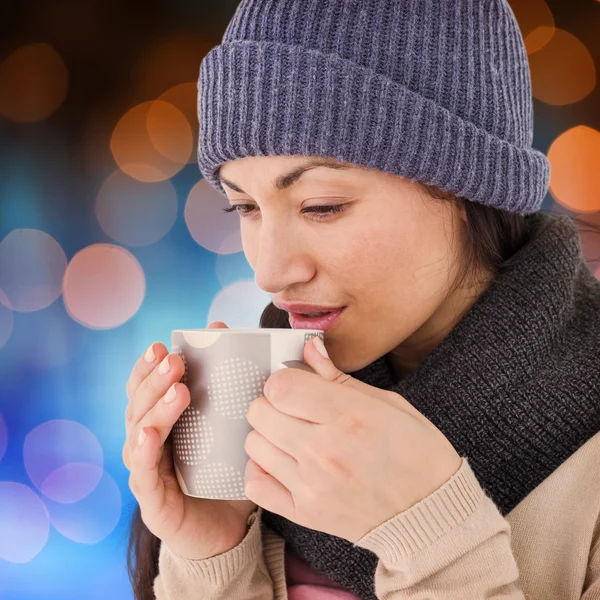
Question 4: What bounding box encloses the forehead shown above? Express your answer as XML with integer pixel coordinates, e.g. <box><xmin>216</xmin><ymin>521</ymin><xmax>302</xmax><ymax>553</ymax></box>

<box><xmin>219</xmin><ymin>155</ymin><xmax>354</xmax><ymax>176</ymax></box>
<box><xmin>217</xmin><ymin>155</ymin><xmax>358</xmax><ymax>193</ymax></box>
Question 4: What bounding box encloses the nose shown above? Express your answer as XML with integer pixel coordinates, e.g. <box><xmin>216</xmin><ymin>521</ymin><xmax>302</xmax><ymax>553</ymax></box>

<box><xmin>252</xmin><ymin>221</ymin><xmax>314</xmax><ymax>293</ymax></box>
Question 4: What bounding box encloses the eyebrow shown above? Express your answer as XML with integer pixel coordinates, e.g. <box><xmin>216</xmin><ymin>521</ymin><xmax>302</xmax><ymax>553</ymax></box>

<box><xmin>216</xmin><ymin>158</ymin><xmax>351</xmax><ymax>194</ymax></box>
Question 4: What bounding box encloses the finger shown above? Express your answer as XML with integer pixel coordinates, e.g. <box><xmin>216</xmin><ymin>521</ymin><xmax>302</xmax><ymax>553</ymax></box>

<box><xmin>132</xmin><ymin>381</ymin><xmax>191</xmax><ymax>455</ymax></box>
<box><xmin>127</xmin><ymin>352</ymin><xmax>185</xmax><ymax>443</ymax></box>
<box><xmin>129</xmin><ymin>426</ymin><xmax>169</xmax><ymax>525</ymax></box>
<box><xmin>122</xmin><ymin>432</ymin><xmax>143</xmax><ymax>471</ymax></box>
<box><xmin>126</xmin><ymin>342</ymin><xmax>169</xmax><ymax>402</ymax></box>
<box><xmin>244</xmin><ymin>428</ymin><xmax>297</xmax><ymax>491</ymax></box>
<box><xmin>125</xmin><ymin>342</ymin><xmax>169</xmax><ymax>441</ymax></box>
<box><xmin>126</xmin><ymin>327</ymin><xmax>223</xmax><ymax>468</ymax></box>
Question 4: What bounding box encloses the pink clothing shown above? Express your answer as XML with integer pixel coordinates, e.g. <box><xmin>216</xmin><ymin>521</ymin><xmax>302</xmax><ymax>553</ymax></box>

<box><xmin>285</xmin><ymin>545</ymin><xmax>359</xmax><ymax>599</ymax></box>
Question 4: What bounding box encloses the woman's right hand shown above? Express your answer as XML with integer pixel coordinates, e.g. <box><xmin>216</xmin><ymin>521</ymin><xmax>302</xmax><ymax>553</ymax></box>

<box><xmin>123</xmin><ymin>321</ymin><xmax>258</xmax><ymax>560</ymax></box>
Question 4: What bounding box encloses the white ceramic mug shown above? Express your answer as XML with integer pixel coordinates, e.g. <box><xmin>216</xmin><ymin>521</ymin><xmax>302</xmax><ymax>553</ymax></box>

<box><xmin>170</xmin><ymin>327</ymin><xmax>324</xmax><ymax>500</ymax></box>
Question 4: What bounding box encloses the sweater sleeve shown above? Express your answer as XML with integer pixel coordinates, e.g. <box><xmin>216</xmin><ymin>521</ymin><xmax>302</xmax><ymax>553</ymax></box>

<box><xmin>153</xmin><ymin>507</ymin><xmax>274</xmax><ymax>600</ymax></box>
<box><xmin>582</xmin><ymin>537</ymin><xmax>600</xmax><ymax>599</ymax></box>
<box><xmin>353</xmin><ymin>458</ymin><xmax>525</xmax><ymax>599</ymax></box>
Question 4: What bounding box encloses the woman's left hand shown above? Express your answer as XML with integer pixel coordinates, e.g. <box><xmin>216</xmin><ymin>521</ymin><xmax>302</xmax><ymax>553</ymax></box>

<box><xmin>244</xmin><ymin>336</ymin><xmax>463</xmax><ymax>543</ymax></box>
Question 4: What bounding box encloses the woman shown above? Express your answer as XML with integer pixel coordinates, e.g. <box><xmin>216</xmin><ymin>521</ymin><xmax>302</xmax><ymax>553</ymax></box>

<box><xmin>126</xmin><ymin>0</ymin><xmax>600</xmax><ymax>598</ymax></box>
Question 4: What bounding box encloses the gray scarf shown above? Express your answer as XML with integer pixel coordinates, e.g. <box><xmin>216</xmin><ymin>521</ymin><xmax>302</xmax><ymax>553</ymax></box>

<box><xmin>261</xmin><ymin>211</ymin><xmax>600</xmax><ymax>600</ymax></box>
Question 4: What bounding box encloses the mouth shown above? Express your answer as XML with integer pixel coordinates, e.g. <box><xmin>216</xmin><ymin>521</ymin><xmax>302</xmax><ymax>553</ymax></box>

<box><xmin>288</xmin><ymin>307</ymin><xmax>346</xmax><ymax>332</ymax></box>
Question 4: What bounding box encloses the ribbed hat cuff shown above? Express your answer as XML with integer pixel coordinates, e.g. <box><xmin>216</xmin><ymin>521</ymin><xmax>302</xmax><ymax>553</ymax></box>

<box><xmin>198</xmin><ymin>41</ymin><xmax>550</xmax><ymax>214</ymax></box>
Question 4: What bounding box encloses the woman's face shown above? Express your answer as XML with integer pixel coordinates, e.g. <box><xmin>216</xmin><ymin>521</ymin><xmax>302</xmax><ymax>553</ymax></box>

<box><xmin>218</xmin><ymin>154</ymin><xmax>489</xmax><ymax>378</ymax></box>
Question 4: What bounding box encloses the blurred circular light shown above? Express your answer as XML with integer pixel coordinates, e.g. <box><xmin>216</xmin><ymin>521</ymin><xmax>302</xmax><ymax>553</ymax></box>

<box><xmin>147</xmin><ymin>100</ymin><xmax>193</xmax><ymax>164</ymax></box>
<box><xmin>23</xmin><ymin>420</ymin><xmax>103</xmax><ymax>503</ymax></box>
<box><xmin>110</xmin><ymin>100</ymin><xmax>192</xmax><ymax>182</ymax></box>
<box><xmin>525</xmin><ymin>26</ymin><xmax>555</xmax><ymax>55</ymax></box>
<box><xmin>41</xmin><ymin>463</ymin><xmax>105</xmax><ymax>505</ymax></box>
<box><xmin>44</xmin><ymin>469</ymin><xmax>122</xmax><ymax>545</ymax></box>
<box><xmin>507</xmin><ymin>0</ymin><xmax>555</xmax><ymax>54</ymax></box>
<box><xmin>63</xmin><ymin>244</ymin><xmax>145</xmax><ymax>330</ymax></box>
<box><xmin>215</xmin><ymin>249</ymin><xmax>254</xmax><ymax>290</ymax></box>
<box><xmin>0</xmin><ymin>43</ymin><xmax>69</xmax><ymax>122</ymax></box>
<box><xmin>157</xmin><ymin>82</ymin><xmax>198</xmax><ymax>164</ymax></box>
<box><xmin>184</xmin><ymin>178</ymin><xmax>243</xmax><ymax>254</ymax></box>
<box><xmin>0</xmin><ymin>482</ymin><xmax>50</xmax><ymax>563</ymax></box>
<box><xmin>95</xmin><ymin>169</ymin><xmax>178</xmax><ymax>246</ymax></box>
<box><xmin>207</xmin><ymin>280</ymin><xmax>273</xmax><ymax>328</ymax></box>
<box><xmin>528</xmin><ymin>27</ymin><xmax>596</xmax><ymax>106</ymax></box>
<box><xmin>0</xmin><ymin>288</ymin><xmax>14</xmax><ymax>350</ymax></box>
<box><xmin>548</xmin><ymin>126</ymin><xmax>600</xmax><ymax>213</ymax></box>
<box><xmin>0</xmin><ymin>229</ymin><xmax>67</xmax><ymax>313</ymax></box>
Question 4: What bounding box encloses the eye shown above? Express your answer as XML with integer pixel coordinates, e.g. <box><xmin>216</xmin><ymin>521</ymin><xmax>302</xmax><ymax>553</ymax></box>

<box><xmin>222</xmin><ymin>204</ymin><xmax>347</xmax><ymax>220</ymax></box>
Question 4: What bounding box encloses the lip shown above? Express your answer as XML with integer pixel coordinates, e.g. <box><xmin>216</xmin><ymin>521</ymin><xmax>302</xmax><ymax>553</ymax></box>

<box><xmin>288</xmin><ymin>307</ymin><xmax>346</xmax><ymax>333</ymax></box>
<box><xmin>274</xmin><ymin>301</ymin><xmax>346</xmax><ymax>313</ymax></box>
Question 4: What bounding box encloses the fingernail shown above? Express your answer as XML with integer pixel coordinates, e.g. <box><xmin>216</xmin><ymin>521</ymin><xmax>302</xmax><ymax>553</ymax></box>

<box><xmin>158</xmin><ymin>355</ymin><xmax>170</xmax><ymax>375</ymax></box>
<box><xmin>313</xmin><ymin>336</ymin><xmax>329</xmax><ymax>359</ymax></box>
<box><xmin>138</xmin><ymin>429</ymin><xmax>147</xmax><ymax>446</ymax></box>
<box><xmin>164</xmin><ymin>384</ymin><xmax>177</xmax><ymax>403</ymax></box>
<box><xmin>144</xmin><ymin>344</ymin><xmax>155</xmax><ymax>363</ymax></box>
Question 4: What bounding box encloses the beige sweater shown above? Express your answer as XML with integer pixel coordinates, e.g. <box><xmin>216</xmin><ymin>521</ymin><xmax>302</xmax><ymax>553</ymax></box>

<box><xmin>154</xmin><ymin>428</ymin><xmax>600</xmax><ymax>599</ymax></box>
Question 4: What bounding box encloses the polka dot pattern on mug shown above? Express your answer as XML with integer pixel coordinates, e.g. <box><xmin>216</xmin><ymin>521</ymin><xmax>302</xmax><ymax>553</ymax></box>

<box><xmin>193</xmin><ymin>462</ymin><xmax>246</xmax><ymax>500</ymax></box>
<box><xmin>172</xmin><ymin>408</ymin><xmax>214</xmax><ymax>465</ymax></box>
<box><xmin>208</xmin><ymin>358</ymin><xmax>267</xmax><ymax>420</ymax></box>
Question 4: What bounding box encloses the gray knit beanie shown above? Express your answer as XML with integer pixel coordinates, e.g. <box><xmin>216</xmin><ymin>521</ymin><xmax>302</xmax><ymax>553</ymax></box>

<box><xmin>197</xmin><ymin>0</ymin><xmax>551</xmax><ymax>214</ymax></box>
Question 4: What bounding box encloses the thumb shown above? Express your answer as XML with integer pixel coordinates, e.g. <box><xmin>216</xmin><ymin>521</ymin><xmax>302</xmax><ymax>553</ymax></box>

<box><xmin>303</xmin><ymin>336</ymin><xmax>353</xmax><ymax>385</ymax></box>
<box><xmin>304</xmin><ymin>335</ymin><xmax>399</xmax><ymax>405</ymax></box>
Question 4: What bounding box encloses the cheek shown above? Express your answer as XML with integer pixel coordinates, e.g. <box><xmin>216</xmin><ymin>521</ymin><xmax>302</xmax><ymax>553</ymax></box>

<box><xmin>348</xmin><ymin>223</ymin><xmax>451</xmax><ymax>313</ymax></box>
<box><xmin>335</xmin><ymin>226</ymin><xmax>391</xmax><ymax>274</ymax></box>
<box><xmin>387</xmin><ymin>235</ymin><xmax>456</xmax><ymax>327</ymax></box>
<box><xmin>338</xmin><ymin>227</ymin><xmax>410</xmax><ymax>296</ymax></box>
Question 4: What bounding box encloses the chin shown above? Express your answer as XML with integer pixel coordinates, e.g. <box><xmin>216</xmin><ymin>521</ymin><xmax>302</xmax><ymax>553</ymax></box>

<box><xmin>328</xmin><ymin>346</ymin><xmax>372</xmax><ymax>374</ymax></box>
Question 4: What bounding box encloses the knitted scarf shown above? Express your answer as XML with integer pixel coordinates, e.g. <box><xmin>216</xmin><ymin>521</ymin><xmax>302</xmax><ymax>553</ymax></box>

<box><xmin>261</xmin><ymin>210</ymin><xmax>600</xmax><ymax>599</ymax></box>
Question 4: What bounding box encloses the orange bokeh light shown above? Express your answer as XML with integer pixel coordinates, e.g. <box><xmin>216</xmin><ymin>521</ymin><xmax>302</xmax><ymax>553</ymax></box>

<box><xmin>528</xmin><ymin>27</ymin><xmax>596</xmax><ymax>105</ymax></box>
<box><xmin>507</xmin><ymin>0</ymin><xmax>555</xmax><ymax>53</ymax></box>
<box><xmin>0</xmin><ymin>43</ymin><xmax>69</xmax><ymax>123</ymax></box>
<box><xmin>548</xmin><ymin>126</ymin><xmax>600</xmax><ymax>214</ymax></box>
<box><xmin>110</xmin><ymin>100</ymin><xmax>192</xmax><ymax>182</ymax></box>
<box><xmin>157</xmin><ymin>82</ymin><xmax>198</xmax><ymax>164</ymax></box>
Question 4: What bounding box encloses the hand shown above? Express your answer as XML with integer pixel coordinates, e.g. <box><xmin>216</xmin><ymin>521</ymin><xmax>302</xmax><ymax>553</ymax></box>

<box><xmin>123</xmin><ymin>321</ymin><xmax>257</xmax><ymax>560</ymax></box>
<box><xmin>243</xmin><ymin>336</ymin><xmax>462</xmax><ymax>543</ymax></box>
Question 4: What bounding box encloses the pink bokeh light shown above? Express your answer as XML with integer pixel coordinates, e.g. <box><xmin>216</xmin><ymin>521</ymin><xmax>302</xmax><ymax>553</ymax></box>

<box><xmin>62</xmin><ymin>243</ymin><xmax>145</xmax><ymax>330</ymax></box>
<box><xmin>23</xmin><ymin>420</ymin><xmax>103</xmax><ymax>504</ymax></box>
<box><xmin>0</xmin><ymin>482</ymin><xmax>50</xmax><ymax>563</ymax></box>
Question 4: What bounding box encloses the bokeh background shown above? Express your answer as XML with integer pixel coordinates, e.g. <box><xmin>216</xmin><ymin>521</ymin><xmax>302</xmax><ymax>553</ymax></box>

<box><xmin>0</xmin><ymin>1</ymin><xmax>598</xmax><ymax>598</ymax></box>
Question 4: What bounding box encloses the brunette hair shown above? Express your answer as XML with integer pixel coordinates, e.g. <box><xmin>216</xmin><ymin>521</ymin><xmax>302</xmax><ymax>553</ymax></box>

<box><xmin>126</xmin><ymin>183</ymin><xmax>598</xmax><ymax>598</ymax></box>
